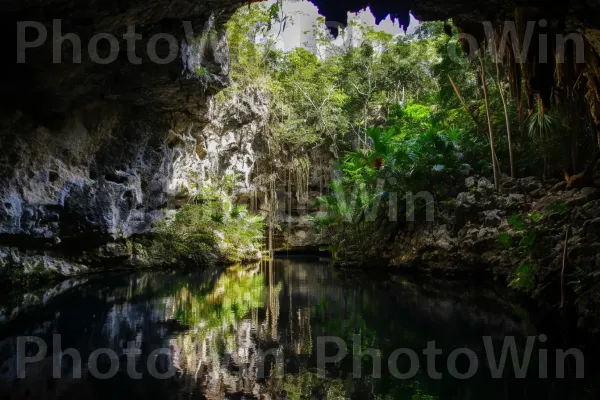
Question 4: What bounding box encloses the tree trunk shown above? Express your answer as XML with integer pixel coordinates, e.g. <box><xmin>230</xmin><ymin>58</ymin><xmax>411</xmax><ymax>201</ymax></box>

<box><xmin>479</xmin><ymin>53</ymin><xmax>500</xmax><ymax>190</ymax></box>
<box><xmin>448</xmin><ymin>74</ymin><xmax>485</xmax><ymax>136</ymax></box>
<box><xmin>494</xmin><ymin>52</ymin><xmax>515</xmax><ymax>178</ymax></box>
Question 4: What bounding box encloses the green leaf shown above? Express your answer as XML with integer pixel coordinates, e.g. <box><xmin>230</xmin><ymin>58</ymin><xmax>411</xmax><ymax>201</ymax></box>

<box><xmin>508</xmin><ymin>214</ymin><xmax>527</xmax><ymax>232</ymax></box>
<box><xmin>509</xmin><ymin>264</ymin><xmax>536</xmax><ymax>293</ymax></box>
<box><xmin>496</xmin><ymin>233</ymin><xmax>513</xmax><ymax>250</ymax></box>
<box><xmin>528</xmin><ymin>211</ymin><xmax>543</xmax><ymax>224</ymax></box>
<box><xmin>550</xmin><ymin>201</ymin><xmax>569</xmax><ymax>214</ymax></box>
<box><xmin>519</xmin><ymin>230</ymin><xmax>536</xmax><ymax>248</ymax></box>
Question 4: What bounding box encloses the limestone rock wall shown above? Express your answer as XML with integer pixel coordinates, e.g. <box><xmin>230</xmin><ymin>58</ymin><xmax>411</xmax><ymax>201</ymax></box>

<box><xmin>0</xmin><ymin>108</ymin><xmax>172</xmax><ymax>245</ymax></box>
<box><xmin>0</xmin><ymin>0</ymin><xmax>244</xmax><ymax>281</ymax></box>
<box><xmin>168</xmin><ymin>86</ymin><xmax>270</xmax><ymax>197</ymax></box>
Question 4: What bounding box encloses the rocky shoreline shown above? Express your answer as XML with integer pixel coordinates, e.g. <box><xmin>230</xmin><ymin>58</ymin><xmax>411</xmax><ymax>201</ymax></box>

<box><xmin>338</xmin><ymin>175</ymin><xmax>600</xmax><ymax>334</ymax></box>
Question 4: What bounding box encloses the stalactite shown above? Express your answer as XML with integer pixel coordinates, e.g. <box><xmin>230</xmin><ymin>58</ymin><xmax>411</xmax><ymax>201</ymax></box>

<box><xmin>453</xmin><ymin>17</ymin><xmax>486</xmax><ymax>61</ymax></box>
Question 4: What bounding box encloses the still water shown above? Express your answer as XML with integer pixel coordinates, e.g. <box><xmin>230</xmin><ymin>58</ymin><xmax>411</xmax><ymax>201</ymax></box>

<box><xmin>0</xmin><ymin>257</ymin><xmax>597</xmax><ymax>399</ymax></box>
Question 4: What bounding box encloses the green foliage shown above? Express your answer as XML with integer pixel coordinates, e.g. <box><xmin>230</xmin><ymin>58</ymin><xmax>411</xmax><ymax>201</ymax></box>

<box><xmin>509</xmin><ymin>264</ymin><xmax>537</xmax><ymax>293</ymax></box>
<box><xmin>311</xmin><ymin>106</ymin><xmax>472</xmax><ymax>253</ymax></box>
<box><xmin>496</xmin><ymin>233</ymin><xmax>513</xmax><ymax>250</ymax></box>
<box><xmin>194</xmin><ymin>66</ymin><xmax>209</xmax><ymax>77</ymax></box>
<box><xmin>273</xmin><ymin>47</ymin><xmax>350</xmax><ymax>152</ymax></box>
<box><xmin>225</xmin><ymin>2</ymin><xmax>284</xmax><ymax>84</ymax></box>
<box><xmin>0</xmin><ymin>254</ymin><xmax>60</xmax><ymax>289</ymax></box>
<box><xmin>526</xmin><ymin>110</ymin><xmax>560</xmax><ymax>142</ymax></box>
<box><xmin>172</xmin><ymin>265</ymin><xmax>265</xmax><ymax>330</ymax></box>
<box><xmin>147</xmin><ymin>183</ymin><xmax>264</xmax><ymax>266</ymax></box>
<box><xmin>221</xmin><ymin>6</ymin><xmax>597</xmax><ymax>299</ymax></box>
<box><xmin>506</xmin><ymin>211</ymin><xmax>548</xmax><ymax>292</ymax></box>
<box><xmin>322</xmin><ymin>116</ymin><xmax>470</xmax><ymax>225</ymax></box>
<box><xmin>528</xmin><ymin>211</ymin><xmax>544</xmax><ymax>224</ymax></box>
<box><xmin>525</xmin><ymin>108</ymin><xmax>565</xmax><ymax>176</ymax></box>
<box><xmin>550</xmin><ymin>200</ymin><xmax>569</xmax><ymax>214</ymax></box>
<box><xmin>508</xmin><ymin>215</ymin><xmax>527</xmax><ymax>232</ymax></box>
<box><xmin>282</xmin><ymin>369</ymin><xmax>347</xmax><ymax>400</ymax></box>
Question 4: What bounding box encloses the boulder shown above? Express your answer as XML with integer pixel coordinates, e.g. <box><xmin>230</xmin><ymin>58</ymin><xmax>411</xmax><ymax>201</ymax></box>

<box><xmin>566</xmin><ymin>187</ymin><xmax>600</xmax><ymax>207</ymax></box>
<box><xmin>480</xmin><ymin>209</ymin><xmax>503</xmax><ymax>227</ymax></box>
<box><xmin>465</xmin><ymin>176</ymin><xmax>476</xmax><ymax>188</ymax></box>
<box><xmin>477</xmin><ymin>177</ymin><xmax>495</xmax><ymax>192</ymax></box>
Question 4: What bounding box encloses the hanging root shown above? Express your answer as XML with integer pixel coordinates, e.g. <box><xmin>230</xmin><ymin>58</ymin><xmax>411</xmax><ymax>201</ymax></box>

<box><xmin>551</xmin><ymin>150</ymin><xmax>600</xmax><ymax>191</ymax></box>
<box><xmin>585</xmin><ymin>51</ymin><xmax>600</xmax><ymax>147</ymax></box>
<box><xmin>561</xmin><ymin>225</ymin><xmax>571</xmax><ymax>309</ymax></box>
<box><xmin>551</xmin><ymin>46</ymin><xmax>600</xmax><ymax>192</ymax></box>
<box><xmin>453</xmin><ymin>17</ymin><xmax>486</xmax><ymax>60</ymax></box>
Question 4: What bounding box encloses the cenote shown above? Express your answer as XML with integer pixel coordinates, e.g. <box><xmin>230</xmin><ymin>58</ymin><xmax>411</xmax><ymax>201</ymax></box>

<box><xmin>0</xmin><ymin>257</ymin><xmax>597</xmax><ymax>399</ymax></box>
<box><xmin>5</xmin><ymin>0</ymin><xmax>600</xmax><ymax>398</ymax></box>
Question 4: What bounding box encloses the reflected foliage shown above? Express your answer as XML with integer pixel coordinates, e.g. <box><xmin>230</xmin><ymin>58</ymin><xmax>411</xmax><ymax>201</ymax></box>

<box><xmin>144</xmin><ymin>182</ymin><xmax>264</xmax><ymax>266</ymax></box>
<box><xmin>0</xmin><ymin>259</ymin><xmax>597</xmax><ymax>399</ymax></box>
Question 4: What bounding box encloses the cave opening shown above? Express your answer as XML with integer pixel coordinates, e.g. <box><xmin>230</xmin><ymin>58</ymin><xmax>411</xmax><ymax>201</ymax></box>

<box><xmin>1</xmin><ymin>1</ymin><xmax>600</xmax><ymax>398</ymax></box>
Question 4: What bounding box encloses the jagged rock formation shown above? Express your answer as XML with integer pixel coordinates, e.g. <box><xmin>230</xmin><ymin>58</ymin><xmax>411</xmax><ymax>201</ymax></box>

<box><xmin>191</xmin><ymin>86</ymin><xmax>329</xmax><ymax>252</ymax></box>
<box><xmin>168</xmin><ymin>86</ymin><xmax>270</xmax><ymax>197</ymax></box>
<box><xmin>311</xmin><ymin>1</ymin><xmax>600</xmax><ymax>37</ymax></box>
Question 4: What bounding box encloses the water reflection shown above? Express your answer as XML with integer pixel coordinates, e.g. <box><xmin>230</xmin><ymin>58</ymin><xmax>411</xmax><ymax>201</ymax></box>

<box><xmin>0</xmin><ymin>258</ymin><xmax>598</xmax><ymax>399</ymax></box>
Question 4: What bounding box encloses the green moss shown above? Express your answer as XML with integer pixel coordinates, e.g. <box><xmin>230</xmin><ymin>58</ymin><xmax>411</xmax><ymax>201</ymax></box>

<box><xmin>194</xmin><ymin>66</ymin><xmax>209</xmax><ymax>77</ymax></box>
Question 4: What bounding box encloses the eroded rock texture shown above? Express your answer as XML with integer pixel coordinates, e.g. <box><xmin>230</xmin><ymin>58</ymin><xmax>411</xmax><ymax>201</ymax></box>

<box><xmin>0</xmin><ymin>0</ymin><xmax>246</xmax><ymax>279</ymax></box>
<box><xmin>168</xmin><ymin>86</ymin><xmax>270</xmax><ymax>197</ymax></box>
<box><xmin>337</xmin><ymin>174</ymin><xmax>600</xmax><ymax>331</ymax></box>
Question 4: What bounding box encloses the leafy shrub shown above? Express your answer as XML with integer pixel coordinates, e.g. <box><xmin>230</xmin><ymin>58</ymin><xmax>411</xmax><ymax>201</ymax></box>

<box><xmin>509</xmin><ymin>264</ymin><xmax>537</xmax><ymax>292</ymax></box>
<box><xmin>496</xmin><ymin>233</ymin><xmax>513</xmax><ymax>250</ymax></box>
<box><xmin>549</xmin><ymin>200</ymin><xmax>569</xmax><ymax>214</ymax></box>
<box><xmin>146</xmin><ymin>183</ymin><xmax>264</xmax><ymax>266</ymax></box>
<box><xmin>507</xmin><ymin>215</ymin><xmax>527</xmax><ymax>232</ymax></box>
<box><xmin>505</xmin><ymin>211</ymin><xmax>549</xmax><ymax>293</ymax></box>
<box><xmin>310</xmin><ymin>107</ymin><xmax>474</xmax><ymax>254</ymax></box>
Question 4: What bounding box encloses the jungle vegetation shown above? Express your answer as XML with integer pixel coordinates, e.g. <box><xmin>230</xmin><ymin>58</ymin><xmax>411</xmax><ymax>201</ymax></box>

<box><xmin>222</xmin><ymin>5</ymin><xmax>596</xmax><ymax>238</ymax></box>
<box><xmin>164</xmin><ymin>2</ymin><xmax>600</xmax><ymax>286</ymax></box>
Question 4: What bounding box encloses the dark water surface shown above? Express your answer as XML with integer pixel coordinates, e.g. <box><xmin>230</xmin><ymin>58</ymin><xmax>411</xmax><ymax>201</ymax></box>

<box><xmin>0</xmin><ymin>257</ymin><xmax>597</xmax><ymax>399</ymax></box>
